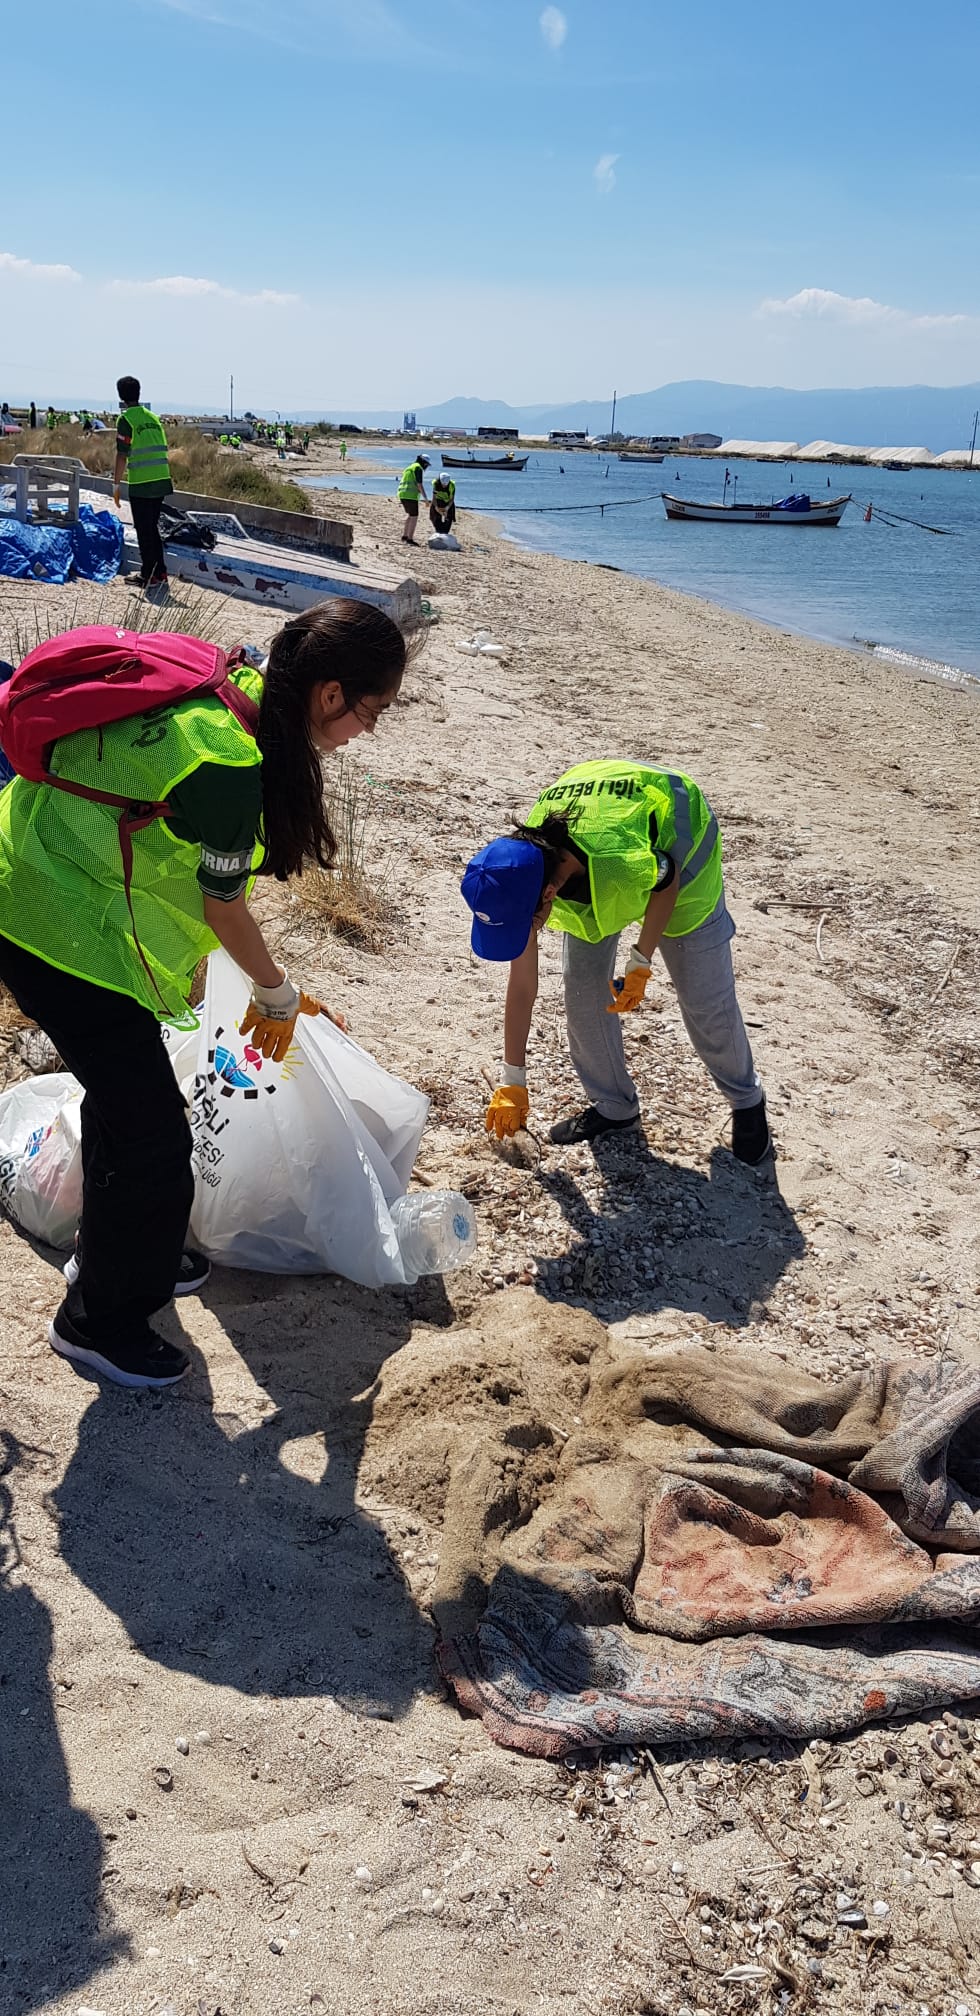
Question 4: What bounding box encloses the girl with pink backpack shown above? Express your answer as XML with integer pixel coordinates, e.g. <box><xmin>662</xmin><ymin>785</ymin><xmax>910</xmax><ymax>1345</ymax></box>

<box><xmin>0</xmin><ymin>600</ymin><xmax>408</xmax><ymax>1389</ymax></box>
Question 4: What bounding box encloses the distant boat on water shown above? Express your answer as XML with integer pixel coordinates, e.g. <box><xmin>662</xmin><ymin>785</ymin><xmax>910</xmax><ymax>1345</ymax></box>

<box><xmin>662</xmin><ymin>491</ymin><xmax>851</xmax><ymax>526</ymax></box>
<box><xmin>618</xmin><ymin>450</ymin><xmax>665</xmax><ymax>464</ymax></box>
<box><xmin>441</xmin><ymin>451</ymin><xmax>528</xmax><ymax>471</ymax></box>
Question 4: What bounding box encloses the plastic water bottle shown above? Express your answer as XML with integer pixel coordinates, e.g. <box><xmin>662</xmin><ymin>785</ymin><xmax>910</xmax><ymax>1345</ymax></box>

<box><xmin>390</xmin><ymin>1190</ymin><xmax>477</xmax><ymax>1278</ymax></box>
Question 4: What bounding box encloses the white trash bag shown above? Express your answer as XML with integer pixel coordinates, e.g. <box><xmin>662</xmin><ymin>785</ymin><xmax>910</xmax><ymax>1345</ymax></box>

<box><xmin>427</xmin><ymin>532</ymin><xmax>461</xmax><ymax>551</ymax></box>
<box><xmin>188</xmin><ymin>951</ymin><xmax>430</xmax><ymax>1283</ymax></box>
<box><xmin>0</xmin><ymin>1072</ymin><xmax>83</xmax><ymax>1249</ymax></box>
<box><xmin>0</xmin><ymin>955</ymin><xmax>446</xmax><ymax>1287</ymax></box>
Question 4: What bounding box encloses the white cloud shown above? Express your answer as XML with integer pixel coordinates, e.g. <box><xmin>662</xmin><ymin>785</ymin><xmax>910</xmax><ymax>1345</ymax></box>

<box><xmin>758</xmin><ymin>287</ymin><xmax>967</xmax><ymax>331</ymax></box>
<box><xmin>593</xmin><ymin>152</ymin><xmax>619</xmax><ymax>196</ymax></box>
<box><xmin>539</xmin><ymin>6</ymin><xmax>567</xmax><ymax>51</ymax></box>
<box><xmin>0</xmin><ymin>251</ymin><xmax>81</xmax><ymax>283</ymax></box>
<box><xmin>110</xmin><ymin>274</ymin><xmax>299</xmax><ymax>306</ymax></box>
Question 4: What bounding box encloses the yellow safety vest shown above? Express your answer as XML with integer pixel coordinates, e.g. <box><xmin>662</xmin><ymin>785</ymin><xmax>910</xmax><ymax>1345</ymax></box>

<box><xmin>525</xmin><ymin>759</ymin><xmax>723</xmax><ymax>942</ymax></box>
<box><xmin>0</xmin><ymin>667</ymin><xmax>264</xmax><ymax>1026</ymax></box>
<box><xmin>398</xmin><ymin>462</ymin><xmax>424</xmax><ymax>501</ymax></box>
<box><xmin>119</xmin><ymin>404</ymin><xmax>171</xmax><ymax>489</ymax></box>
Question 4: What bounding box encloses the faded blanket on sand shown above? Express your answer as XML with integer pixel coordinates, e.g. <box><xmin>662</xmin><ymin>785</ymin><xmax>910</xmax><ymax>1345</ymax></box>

<box><xmin>432</xmin><ymin>1332</ymin><xmax>980</xmax><ymax>1756</ymax></box>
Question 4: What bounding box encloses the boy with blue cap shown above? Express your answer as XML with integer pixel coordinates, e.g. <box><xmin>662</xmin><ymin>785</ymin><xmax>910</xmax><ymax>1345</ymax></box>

<box><xmin>461</xmin><ymin>759</ymin><xmax>770</xmax><ymax>1161</ymax></box>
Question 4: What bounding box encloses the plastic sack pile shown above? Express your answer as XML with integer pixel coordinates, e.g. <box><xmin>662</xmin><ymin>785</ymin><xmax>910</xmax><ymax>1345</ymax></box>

<box><xmin>0</xmin><ymin>952</ymin><xmax>435</xmax><ymax>1288</ymax></box>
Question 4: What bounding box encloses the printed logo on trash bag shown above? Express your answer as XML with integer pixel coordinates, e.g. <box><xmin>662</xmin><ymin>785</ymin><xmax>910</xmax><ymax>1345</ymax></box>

<box><xmin>206</xmin><ymin>1025</ymin><xmax>279</xmax><ymax>1101</ymax></box>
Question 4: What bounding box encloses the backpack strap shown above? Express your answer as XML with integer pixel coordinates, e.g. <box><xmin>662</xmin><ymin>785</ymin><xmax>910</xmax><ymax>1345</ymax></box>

<box><xmin>35</xmin><ymin>660</ymin><xmax>260</xmax><ymax>1018</ymax></box>
<box><xmin>218</xmin><ymin>648</ymin><xmax>261</xmax><ymax>737</ymax></box>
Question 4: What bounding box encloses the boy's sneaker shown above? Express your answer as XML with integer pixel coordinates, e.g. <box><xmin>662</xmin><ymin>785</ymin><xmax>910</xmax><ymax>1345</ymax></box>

<box><xmin>49</xmin><ymin>1303</ymin><xmax>189</xmax><ymax>1389</ymax></box>
<box><xmin>549</xmin><ymin>1105</ymin><xmax>641</xmax><ymax>1146</ymax></box>
<box><xmin>64</xmin><ymin>1244</ymin><xmax>211</xmax><ymax>1298</ymax></box>
<box><xmin>731</xmin><ymin>1096</ymin><xmax>773</xmax><ymax>1166</ymax></box>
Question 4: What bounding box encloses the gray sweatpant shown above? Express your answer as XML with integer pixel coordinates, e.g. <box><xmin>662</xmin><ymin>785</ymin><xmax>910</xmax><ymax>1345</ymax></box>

<box><xmin>561</xmin><ymin>897</ymin><xmax>761</xmax><ymax>1123</ymax></box>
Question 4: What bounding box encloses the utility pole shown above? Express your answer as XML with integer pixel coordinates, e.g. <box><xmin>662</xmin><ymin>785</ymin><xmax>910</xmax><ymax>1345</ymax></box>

<box><xmin>230</xmin><ymin>373</ymin><xmax>234</xmax><ymax>424</ymax></box>
<box><xmin>610</xmin><ymin>389</ymin><xmax>617</xmax><ymax>437</ymax></box>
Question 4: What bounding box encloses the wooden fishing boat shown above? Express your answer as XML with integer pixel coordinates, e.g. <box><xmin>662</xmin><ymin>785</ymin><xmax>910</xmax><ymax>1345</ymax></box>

<box><xmin>618</xmin><ymin>450</ymin><xmax>664</xmax><ymax>463</ymax></box>
<box><xmin>662</xmin><ymin>491</ymin><xmax>851</xmax><ymax>526</ymax></box>
<box><xmin>441</xmin><ymin>451</ymin><xmax>528</xmax><ymax>471</ymax></box>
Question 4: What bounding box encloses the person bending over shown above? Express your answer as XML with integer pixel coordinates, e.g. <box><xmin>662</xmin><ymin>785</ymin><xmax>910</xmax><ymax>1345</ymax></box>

<box><xmin>461</xmin><ymin>758</ymin><xmax>770</xmax><ymax>1160</ymax></box>
<box><xmin>0</xmin><ymin>601</ymin><xmax>409</xmax><ymax>1389</ymax></box>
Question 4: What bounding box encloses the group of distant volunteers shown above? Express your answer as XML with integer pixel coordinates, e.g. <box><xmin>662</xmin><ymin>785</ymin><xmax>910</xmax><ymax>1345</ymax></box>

<box><xmin>0</xmin><ymin>376</ymin><xmax>770</xmax><ymax>1392</ymax></box>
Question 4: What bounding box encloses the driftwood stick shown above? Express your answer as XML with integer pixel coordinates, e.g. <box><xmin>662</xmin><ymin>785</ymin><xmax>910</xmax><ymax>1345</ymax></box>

<box><xmin>929</xmin><ymin>942</ymin><xmax>961</xmax><ymax>1006</ymax></box>
<box><xmin>756</xmin><ymin>898</ymin><xmax>842</xmax><ymax>910</ymax></box>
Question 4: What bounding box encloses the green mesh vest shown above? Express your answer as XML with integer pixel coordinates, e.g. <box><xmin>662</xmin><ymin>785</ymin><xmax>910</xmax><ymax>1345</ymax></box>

<box><xmin>525</xmin><ymin>759</ymin><xmax>723</xmax><ymax>943</ymax></box>
<box><xmin>0</xmin><ymin>667</ymin><xmax>263</xmax><ymax>1027</ymax></box>
<box><xmin>120</xmin><ymin>403</ymin><xmax>171</xmax><ymax>489</ymax></box>
<box><xmin>398</xmin><ymin>462</ymin><xmax>423</xmax><ymax>500</ymax></box>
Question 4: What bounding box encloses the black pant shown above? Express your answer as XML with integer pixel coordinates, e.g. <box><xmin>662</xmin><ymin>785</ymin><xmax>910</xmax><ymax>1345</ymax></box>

<box><xmin>0</xmin><ymin>937</ymin><xmax>194</xmax><ymax>1340</ymax></box>
<box><xmin>129</xmin><ymin>493</ymin><xmax>168</xmax><ymax>586</ymax></box>
<box><xmin>429</xmin><ymin>503</ymin><xmax>455</xmax><ymax>533</ymax></box>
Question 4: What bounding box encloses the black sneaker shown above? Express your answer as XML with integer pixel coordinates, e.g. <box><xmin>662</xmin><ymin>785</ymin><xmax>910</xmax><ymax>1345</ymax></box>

<box><xmin>48</xmin><ymin>1303</ymin><xmax>189</xmax><ymax>1389</ymax></box>
<box><xmin>63</xmin><ymin>1244</ymin><xmax>211</xmax><ymax>1299</ymax></box>
<box><xmin>731</xmin><ymin>1096</ymin><xmax>773</xmax><ymax>1166</ymax></box>
<box><xmin>549</xmin><ymin>1106</ymin><xmax>641</xmax><ymax>1146</ymax></box>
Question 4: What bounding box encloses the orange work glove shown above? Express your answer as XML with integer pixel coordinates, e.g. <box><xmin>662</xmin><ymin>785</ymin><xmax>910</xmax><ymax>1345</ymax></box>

<box><xmin>485</xmin><ymin>1084</ymin><xmax>530</xmax><ymax>1140</ymax></box>
<box><xmin>240</xmin><ymin>976</ymin><xmax>345</xmax><ymax>1063</ymax></box>
<box><xmin>607</xmin><ymin>950</ymin><xmax>653</xmax><ymax>1015</ymax></box>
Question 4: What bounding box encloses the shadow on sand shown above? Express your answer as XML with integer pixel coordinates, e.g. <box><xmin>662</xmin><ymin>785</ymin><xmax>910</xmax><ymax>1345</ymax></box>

<box><xmin>54</xmin><ymin>1271</ymin><xmax>452</xmax><ymax>1713</ymax></box>
<box><xmin>531</xmin><ymin>1131</ymin><xmax>805</xmax><ymax>1324</ymax></box>
<box><xmin>0</xmin><ymin>1431</ymin><xmax>127</xmax><ymax>2014</ymax></box>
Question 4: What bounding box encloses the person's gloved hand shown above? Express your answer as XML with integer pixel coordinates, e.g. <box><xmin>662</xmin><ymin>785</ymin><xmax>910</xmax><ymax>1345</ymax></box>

<box><xmin>240</xmin><ymin>975</ymin><xmax>345</xmax><ymax>1062</ymax></box>
<box><xmin>485</xmin><ymin>1084</ymin><xmax>530</xmax><ymax>1140</ymax></box>
<box><xmin>607</xmin><ymin>946</ymin><xmax>653</xmax><ymax>1015</ymax></box>
<box><xmin>112</xmin><ymin>485</ymin><xmax>121</xmax><ymax>509</ymax></box>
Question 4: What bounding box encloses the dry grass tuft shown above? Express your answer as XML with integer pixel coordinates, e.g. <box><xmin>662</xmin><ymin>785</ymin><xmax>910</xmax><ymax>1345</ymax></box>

<box><xmin>292</xmin><ymin>759</ymin><xmax>392</xmax><ymax>951</ymax></box>
<box><xmin>0</xmin><ymin>422</ymin><xmax>311</xmax><ymax>515</ymax></box>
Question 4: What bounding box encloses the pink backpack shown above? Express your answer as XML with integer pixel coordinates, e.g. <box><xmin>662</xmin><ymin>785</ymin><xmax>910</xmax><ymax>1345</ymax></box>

<box><xmin>0</xmin><ymin>625</ymin><xmax>262</xmax><ymax>1007</ymax></box>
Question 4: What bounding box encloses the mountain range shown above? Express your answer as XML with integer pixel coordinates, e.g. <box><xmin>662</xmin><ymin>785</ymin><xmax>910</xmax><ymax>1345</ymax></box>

<box><xmin>277</xmin><ymin>381</ymin><xmax>980</xmax><ymax>453</ymax></box>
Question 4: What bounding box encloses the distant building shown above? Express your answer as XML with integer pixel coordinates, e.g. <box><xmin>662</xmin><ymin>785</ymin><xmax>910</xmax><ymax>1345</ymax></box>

<box><xmin>682</xmin><ymin>432</ymin><xmax>723</xmax><ymax>450</ymax></box>
<box><xmin>403</xmin><ymin>410</ymin><xmax>417</xmax><ymax>433</ymax></box>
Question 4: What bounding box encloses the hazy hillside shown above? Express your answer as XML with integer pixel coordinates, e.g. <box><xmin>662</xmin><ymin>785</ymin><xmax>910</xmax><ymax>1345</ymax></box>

<box><xmin>279</xmin><ymin>381</ymin><xmax>980</xmax><ymax>453</ymax></box>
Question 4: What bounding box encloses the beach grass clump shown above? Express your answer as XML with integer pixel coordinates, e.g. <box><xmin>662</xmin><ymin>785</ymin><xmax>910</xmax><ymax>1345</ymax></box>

<box><xmin>293</xmin><ymin>758</ymin><xmax>392</xmax><ymax>951</ymax></box>
<box><xmin>0</xmin><ymin>423</ymin><xmax>311</xmax><ymax>516</ymax></box>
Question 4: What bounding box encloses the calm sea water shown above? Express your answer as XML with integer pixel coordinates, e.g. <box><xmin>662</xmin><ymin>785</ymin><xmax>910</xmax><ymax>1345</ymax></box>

<box><xmin>302</xmin><ymin>445</ymin><xmax>980</xmax><ymax>684</ymax></box>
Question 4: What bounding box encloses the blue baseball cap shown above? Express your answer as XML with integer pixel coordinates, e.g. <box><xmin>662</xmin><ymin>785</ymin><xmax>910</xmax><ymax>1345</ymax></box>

<box><xmin>461</xmin><ymin>837</ymin><xmax>545</xmax><ymax>961</ymax></box>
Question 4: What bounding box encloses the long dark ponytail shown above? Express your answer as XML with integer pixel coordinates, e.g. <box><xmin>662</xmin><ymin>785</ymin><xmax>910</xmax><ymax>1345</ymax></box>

<box><xmin>256</xmin><ymin>599</ymin><xmax>408</xmax><ymax>881</ymax></box>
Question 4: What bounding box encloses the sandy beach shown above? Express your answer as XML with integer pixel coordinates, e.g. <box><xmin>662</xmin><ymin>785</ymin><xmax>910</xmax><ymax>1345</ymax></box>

<box><xmin>1</xmin><ymin>485</ymin><xmax>978</xmax><ymax>2016</ymax></box>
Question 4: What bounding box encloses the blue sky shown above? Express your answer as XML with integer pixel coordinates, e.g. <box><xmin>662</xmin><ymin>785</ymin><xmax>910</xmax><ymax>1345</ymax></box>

<box><xmin>3</xmin><ymin>0</ymin><xmax>978</xmax><ymax>409</ymax></box>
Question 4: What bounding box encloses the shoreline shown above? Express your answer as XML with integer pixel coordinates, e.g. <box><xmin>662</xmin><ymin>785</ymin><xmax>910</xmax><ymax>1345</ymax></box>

<box><xmin>292</xmin><ymin>454</ymin><xmax>980</xmax><ymax>688</ymax></box>
<box><xmin>490</xmin><ymin>511</ymin><xmax>980</xmax><ymax>695</ymax></box>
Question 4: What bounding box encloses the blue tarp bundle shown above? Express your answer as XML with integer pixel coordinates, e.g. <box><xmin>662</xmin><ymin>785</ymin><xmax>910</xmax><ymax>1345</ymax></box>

<box><xmin>774</xmin><ymin>493</ymin><xmax>812</xmax><ymax>513</ymax></box>
<box><xmin>0</xmin><ymin>501</ymin><xmax>123</xmax><ymax>584</ymax></box>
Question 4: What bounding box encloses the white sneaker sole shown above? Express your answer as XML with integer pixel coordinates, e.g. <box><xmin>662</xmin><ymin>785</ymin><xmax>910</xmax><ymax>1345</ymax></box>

<box><xmin>63</xmin><ymin>1253</ymin><xmax>211</xmax><ymax>1296</ymax></box>
<box><xmin>48</xmin><ymin>1322</ymin><xmax>189</xmax><ymax>1389</ymax></box>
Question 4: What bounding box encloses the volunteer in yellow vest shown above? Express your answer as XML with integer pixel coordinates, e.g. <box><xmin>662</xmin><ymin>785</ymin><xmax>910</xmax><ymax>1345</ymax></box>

<box><xmin>0</xmin><ymin>602</ymin><xmax>408</xmax><ymax>1390</ymax></box>
<box><xmin>113</xmin><ymin>374</ymin><xmax>173</xmax><ymax>595</ymax></box>
<box><xmin>430</xmin><ymin>474</ymin><xmax>456</xmax><ymax>536</ymax></box>
<box><xmin>461</xmin><ymin>759</ymin><xmax>771</xmax><ymax>1161</ymax></box>
<box><xmin>397</xmin><ymin>454</ymin><xmax>429</xmax><ymax>543</ymax></box>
